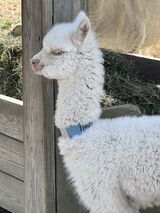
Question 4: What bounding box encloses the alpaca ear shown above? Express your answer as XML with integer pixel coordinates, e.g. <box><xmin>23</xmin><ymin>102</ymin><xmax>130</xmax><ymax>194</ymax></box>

<box><xmin>73</xmin><ymin>11</ymin><xmax>91</xmax><ymax>46</ymax></box>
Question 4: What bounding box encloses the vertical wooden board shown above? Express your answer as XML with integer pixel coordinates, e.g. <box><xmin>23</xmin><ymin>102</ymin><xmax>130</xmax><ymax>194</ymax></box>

<box><xmin>22</xmin><ymin>0</ymin><xmax>55</xmax><ymax>213</ymax></box>
<box><xmin>53</xmin><ymin>1</ymin><xmax>89</xmax><ymax>212</ymax></box>
<box><xmin>54</xmin><ymin>0</ymin><xmax>89</xmax><ymax>22</ymax></box>
<box><xmin>56</xmin><ymin>152</ymin><xmax>88</xmax><ymax>213</ymax></box>
<box><xmin>42</xmin><ymin>0</ymin><xmax>56</xmax><ymax>211</ymax></box>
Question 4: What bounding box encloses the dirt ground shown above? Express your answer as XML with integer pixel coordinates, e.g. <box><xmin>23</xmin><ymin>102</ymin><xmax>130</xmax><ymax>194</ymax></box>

<box><xmin>0</xmin><ymin>0</ymin><xmax>21</xmax><ymax>36</ymax></box>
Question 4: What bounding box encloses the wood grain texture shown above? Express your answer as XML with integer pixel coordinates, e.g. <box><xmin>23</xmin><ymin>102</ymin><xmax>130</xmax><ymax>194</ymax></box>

<box><xmin>122</xmin><ymin>53</ymin><xmax>160</xmax><ymax>83</ymax></box>
<box><xmin>22</xmin><ymin>0</ymin><xmax>55</xmax><ymax>213</ymax></box>
<box><xmin>54</xmin><ymin>0</ymin><xmax>89</xmax><ymax>22</ymax></box>
<box><xmin>0</xmin><ymin>171</ymin><xmax>24</xmax><ymax>213</ymax></box>
<box><xmin>141</xmin><ymin>208</ymin><xmax>160</xmax><ymax>213</ymax></box>
<box><xmin>101</xmin><ymin>104</ymin><xmax>142</xmax><ymax>119</ymax></box>
<box><xmin>42</xmin><ymin>0</ymin><xmax>56</xmax><ymax>211</ymax></box>
<box><xmin>0</xmin><ymin>95</ymin><xmax>23</xmax><ymax>141</ymax></box>
<box><xmin>53</xmin><ymin>1</ymin><xmax>89</xmax><ymax>213</ymax></box>
<box><xmin>0</xmin><ymin>133</ymin><xmax>24</xmax><ymax>180</ymax></box>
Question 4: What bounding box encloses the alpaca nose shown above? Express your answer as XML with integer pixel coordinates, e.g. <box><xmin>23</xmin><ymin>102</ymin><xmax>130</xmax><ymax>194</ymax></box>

<box><xmin>31</xmin><ymin>58</ymin><xmax>40</xmax><ymax>66</ymax></box>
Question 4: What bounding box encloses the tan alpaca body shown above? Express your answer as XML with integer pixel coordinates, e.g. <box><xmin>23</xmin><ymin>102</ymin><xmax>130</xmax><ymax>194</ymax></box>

<box><xmin>89</xmin><ymin>0</ymin><xmax>160</xmax><ymax>57</ymax></box>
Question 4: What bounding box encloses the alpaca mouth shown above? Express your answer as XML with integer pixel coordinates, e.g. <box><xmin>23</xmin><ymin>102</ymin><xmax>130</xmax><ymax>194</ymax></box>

<box><xmin>32</xmin><ymin>64</ymin><xmax>44</xmax><ymax>74</ymax></box>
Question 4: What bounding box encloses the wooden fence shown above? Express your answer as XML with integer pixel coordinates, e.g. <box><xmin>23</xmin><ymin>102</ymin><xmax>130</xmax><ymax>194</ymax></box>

<box><xmin>0</xmin><ymin>95</ymin><xmax>24</xmax><ymax>213</ymax></box>
<box><xmin>0</xmin><ymin>0</ymin><xmax>160</xmax><ymax>213</ymax></box>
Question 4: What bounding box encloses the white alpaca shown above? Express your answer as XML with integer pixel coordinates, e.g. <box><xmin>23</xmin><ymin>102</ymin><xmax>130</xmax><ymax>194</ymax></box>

<box><xmin>31</xmin><ymin>12</ymin><xmax>160</xmax><ymax>213</ymax></box>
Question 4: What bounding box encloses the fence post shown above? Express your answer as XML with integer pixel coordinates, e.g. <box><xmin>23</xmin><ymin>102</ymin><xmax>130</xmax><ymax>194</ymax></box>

<box><xmin>53</xmin><ymin>1</ymin><xmax>89</xmax><ymax>212</ymax></box>
<box><xmin>22</xmin><ymin>0</ymin><xmax>56</xmax><ymax>213</ymax></box>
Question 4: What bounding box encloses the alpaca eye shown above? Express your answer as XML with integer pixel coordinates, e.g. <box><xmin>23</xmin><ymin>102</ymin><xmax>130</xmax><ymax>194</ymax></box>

<box><xmin>50</xmin><ymin>50</ymin><xmax>64</xmax><ymax>56</ymax></box>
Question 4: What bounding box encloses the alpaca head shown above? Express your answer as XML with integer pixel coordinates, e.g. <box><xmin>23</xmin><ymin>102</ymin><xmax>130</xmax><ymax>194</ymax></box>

<box><xmin>31</xmin><ymin>11</ymin><xmax>93</xmax><ymax>79</ymax></box>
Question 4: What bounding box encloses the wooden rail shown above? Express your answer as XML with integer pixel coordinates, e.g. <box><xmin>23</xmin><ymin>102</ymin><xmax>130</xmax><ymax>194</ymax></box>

<box><xmin>0</xmin><ymin>95</ymin><xmax>23</xmax><ymax>141</ymax></box>
<box><xmin>123</xmin><ymin>53</ymin><xmax>160</xmax><ymax>82</ymax></box>
<box><xmin>0</xmin><ymin>133</ymin><xmax>24</xmax><ymax>180</ymax></box>
<box><xmin>0</xmin><ymin>95</ymin><xmax>24</xmax><ymax>213</ymax></box>
<box><xmin>0</xmin><ymin>171</ymin><xmax>24</xmax><ymax>213</ymax></box>
<box><xmin>0</xmin><ymin>95</ymin><xmax>24</xmax><ymax>181</ymax></box>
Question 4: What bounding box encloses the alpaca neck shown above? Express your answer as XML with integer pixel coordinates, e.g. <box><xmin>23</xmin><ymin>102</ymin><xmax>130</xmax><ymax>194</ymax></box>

<box><xmin>55</xmin><ymin>34</ymin><xmax>104</xmax><ymax>129</ymax></box>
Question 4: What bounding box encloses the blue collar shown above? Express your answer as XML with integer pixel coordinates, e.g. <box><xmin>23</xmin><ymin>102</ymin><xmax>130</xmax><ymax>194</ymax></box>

<box><xmin>66</xmin><ymin>123</ymin><xmax>92</xmax><ymax>138</ymax></box>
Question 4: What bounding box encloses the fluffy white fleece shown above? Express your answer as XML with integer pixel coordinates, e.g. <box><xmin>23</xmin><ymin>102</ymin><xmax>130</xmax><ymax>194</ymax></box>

<box><xmin>31</xmin><ymin>12</ymin><xmax>160</xmax><ymax>213</ymax></box>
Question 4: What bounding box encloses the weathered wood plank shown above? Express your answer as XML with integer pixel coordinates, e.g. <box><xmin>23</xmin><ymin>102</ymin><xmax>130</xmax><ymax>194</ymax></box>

<box><xmin>101</xmin><ymin>104</ymin><xmax>142</xmax><ymax>119</ymax></box>
<box><xmin>53</xmin><ymin>1</ymin><xmax>89</xmax><ymax>213</ymax></box>
<box><xmin>42</xmin><ymin>1</ymin><xmax>56</xmax><ymax>211</ymax></box>
<box><xmin>54</xmin><ymin>0</ymin><xmax>89</xmax><ymax>22</ymax></box>
<box><xmin>0</xmin><ymin>171</ymin><xmax>24</xmax><ymax>213</ymax></box>
<box><xmin>0</xmin><ymin>133</ymin><xmax>24</xmax><ymax>180</ymax></box>
<box><xmin>0</xmin><ymin>95</ymin><xmax>23</xmax><ymax>141</ymax></box>
<box><xmin>141</xmin><ymin>208</ymin><xmax>160</xmax><ymax>213</ymax></box>
<box><xmin>22</xmin><ymin>0</ymin><xmax>55</xmax><ymax>213</ymax></box>
<box><xmin>121</xmin><ymin>53</ymin><xmax>160</xmax><ymax>82</ymax></box>
<box><xmin>0</xmin><ymin>158</ymin><xmax>24</xmax><ymax>181</ymax></box>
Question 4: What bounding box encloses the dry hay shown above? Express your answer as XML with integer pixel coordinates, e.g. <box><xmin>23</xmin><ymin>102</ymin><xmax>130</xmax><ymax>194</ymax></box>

<box><xmin>102</xmin><ymin>50</ymin><xmax>160</xmax><ymax>115</ymax></box>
